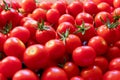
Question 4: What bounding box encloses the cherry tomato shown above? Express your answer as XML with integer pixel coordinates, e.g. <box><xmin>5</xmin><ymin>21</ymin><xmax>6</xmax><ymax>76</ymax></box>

<box><xmin>38</xmin><ymin>1</ymin><xmax>52</xmax><ymax>10</ymax></box>
<box><xmin>113</xmin><ymin>0</ymin><xmax>120</xmax><ymax>8</ymax></box>
<box><xmin>70</xmin><ymin>76</ymin><xmax>84</xmax><ymax>80</ymax></box>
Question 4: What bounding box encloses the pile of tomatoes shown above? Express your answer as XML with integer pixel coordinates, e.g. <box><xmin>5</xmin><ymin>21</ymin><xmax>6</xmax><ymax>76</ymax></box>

<box><xmin>0</xmin><ymin>0</ymin><xmax>120</xmax><ymax>80</ymax></box>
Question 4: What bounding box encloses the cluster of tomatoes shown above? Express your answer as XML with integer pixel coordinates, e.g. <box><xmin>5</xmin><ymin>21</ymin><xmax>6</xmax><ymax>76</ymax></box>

<box><xmin>0</xmin><ymin>0</ymin><xmax>120</xmax><ymax>80</ymax></box>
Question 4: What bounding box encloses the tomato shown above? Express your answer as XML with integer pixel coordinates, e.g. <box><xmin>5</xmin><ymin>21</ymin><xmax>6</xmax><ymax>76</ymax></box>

<box><xmin>83</xmin><ymin>1</ymin><xmax>99</xmax><ymax>15</ymax></box>
<box><xmin>30</xmin><ymin>8</ymin><xmax>46</xmax><ymax>22</ymax></box>
<box><xmin>103</xmin><ymin>70</ymin><xmax>120</xmax><ymax>80</ymax></box>
<box><xmin>4</xmin><ymin>37</ymin><xmax>25</xmax><ymax>61</ymax></box>
<box><xmin>105</xmin><ymin>46</ymin><xmax>120</xmax><ymax>61</ymax></box>
<box><xmin>9</xmin><ymin>26</ymin><xmax>30</xmax><ymax>43</ymax></box>
<box><xmin>75</xmin><ymin>12</ymin><xmax>94</xmax><ymax>25</ymax></box>
<box><xmin>67</xmin><ymin>1</ymin><xmax>83</xmax><ymax>17</ymax></box>
<box><xmin>12</xmin><ymin>69</ymin><xmax>39</xmax><ymax>80</ymax></box>
<box><xmin>0</xmin><ymin>73</ymin><xmax>7</xmax><ymax>80</ymax></box>
<box><xmin>36</xmin><ymin>23</ymin><xmax>56</xmax><ymax>45</ymax></box>
<box><xmin>63</xmin><ymin>62</ymin><xmax>80</xmax><ymax>79</ymax></box>
<box><xmin>58</xmin><ymin>14</ymin><xmax>75</xmax><ymax>25</ymax></box>
<box><xmin>0</xmin><ymin>56</ymin><xmax>22</xmax><ymax>78</ymax></box>
<box><xmin>38</xmin><ymin>1</ymin><xmax>52</xmax><ymax>10</ymax></box>
<box><xmin>72</xmin><ymin>46</ymin><xmax>96</xmax><ymax>67</ymax></box>
<box><xmin>70</xmin><ymin>76</ymin><xmax>84</xmax><ymax>80</ymax></box>
<box><xmin>41</xmin><ymin>67</ymin><xmax>68</xmax><ymax>80</ymax></box>
<box><xmin>94</xmin><ymin>11</ymin><xmax>113</xmax><ymax>28</ymax></box>
<box><xmin>51</xmin><ymin>1</ymin><xmax>67</xmax><ymax>15</ymax></box>
<box><xmin>81</xmin><ymin>66</ymin><xmax>103</xmax><ymax>80</ymax></box>
<box><xmin>109</xmin><ymin>58</ymin><xmax>120</xmax><ymax>71</ymax></box>
<box><xmin>46</xmin><ymin>9</ymin><xmax>60</xmax><ymax>24</ymax></box>
<box><xmin>21</xmin><ymin>0</ymin><xmax>36</xmax><ymax>13</ymax></box>
<box><xmin>113</xmin><ymin>0</ymin><xmax>120</xmax><ymax>8</ymax></box>
<box><xmin>23</xmin><ymin>44</ymin><xmax>48</xmax><ymax>70</ymax></box>
<box><xmin>94</xmin><ymin>57</ymin><xmax>109</xmax><ymax>73</ymax></box>
<box><xmin>88</xmin><ymin>36</ymin><xmax>108</xmax><ymax>56</ymax></box>
<box><xmin>45</xmin><ymin>39</ymin><xmax>65</xmax><ymax>61</ymax></box>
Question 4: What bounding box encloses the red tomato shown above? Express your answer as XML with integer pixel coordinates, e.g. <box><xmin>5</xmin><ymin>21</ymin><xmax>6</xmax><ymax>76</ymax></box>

<box><xmin>0</xmin><ymin>73</ymin><xmax>7</xmax><ymax>80</ymax></box>
<box><xmin>23</xmin><ymin>44</ymin><xmax>48</xmax><ymax>70</ymax></box>
<box><xmin>70</xmin><ymin>76</ymin><xmax>84</xmax><ymax>80</ymax></box>
<box><xmin>67</xmin><ymin>1</ymin><xmax>83</xmax><ymax>17</ymax></box>
<box><xmin>4</xmin><ymin>37</ymin><xmax>26</xmax><ymax>61</ymax></box>
<box><xmin>38</xmin><ymin>1</ymin><xmax>52</xmax><ymax>10</ymax></box>
<box><xmin>21</xmin><ymin>0</ymin><xmax>36</xmax><ymax>13</ymax></box>
<box><xmin>75</xmin><ymin>12</ymin><xmax>93</xmax><ymax>25</ymax></box>
<box><xmin>45</xmin><ymin>39</ymin><xmax>65</xmax><ymax>61</ymax></box>
<box><xmin>72</xmin><ymin>46</ymin><xmax>96</xmax><ymax>67</ymax></box>
<box><xmin>63</xmin><ymin>62</ymin><xmax>80</xmax><ymax>79</ymax></box>
<box><xmin>58</xmin><ymin>14</ymin><xmax>75</xmax><ymax>25</ymax></box>
<box><xmin>12</xmin><ymin>69</ymin><xmax>39</xmax><ymax>80</ymax></box>
<box><xmin>81</xmin><ymin>66</ymin><xmax>103</xmax><ymax>80</ymax></box>
<box><xmin>46</xmin><ymin>9</ymin><xmax>60</xmax><ymax>24</ymax></box>
<box><xmin>94</xmin><ymin>57</ymin><xmax>109</xmax><ymax>73</ymax></box>
<box><xmin>0</xmin><ymin>56</ymin><xmax>22</xmax><ymax>78</ymax></box>
<box><xmin>9</xmin><ymin>26</ymin><xmax>30</xmax><ymax>43</ymax></box>
<box><xmin>41</xmin><ymin>67</ymin><xmax>68</xmax><ymax>80</ymax></box>
<box><xmin>103</xmin><ymin>70</ymin><xmax>120</xmax><ymax>80</ymax></box>
<box><xmin>109</xmin><ymin>58</ymin><xmax>120</xmax><ymax>71</ymax></box>
<box><xmin>113</xmin><ymin>0</ymin><xmax>120</xmax><ymax>8</ymax></box>
<box><xmin>88</xmin><ymin>36</ymin><xmax>108</xmax><ymax>56</ymax></box>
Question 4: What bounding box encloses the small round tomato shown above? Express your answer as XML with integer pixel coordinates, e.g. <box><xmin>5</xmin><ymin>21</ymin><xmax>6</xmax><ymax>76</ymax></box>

<box><xmin>75</xmin><ymin>12</ymin><xmax>94</xmax><ymax>25</ymax></box>
<box><xmin>103</xmin><ymin>70</ymin><xmax>120</xmax><ymax>80</ymax></box>
<box><xmin>58</xmin><ymin>14</ymin><xmax>75</xmax><ymax>25</ymax></box>
<box><xmin>9</xmin><ymin>26</ymin><xmax>30</xmax><ymax>43</ymax></box>
<box><xmin>72</xmin><ymin>46</ymin><xmax>96</xmax><ymax>67</ymax></box>
<box><xmin>0</xmin><ymin>56</ymin><xmax>22</xmax><ymax>78</ymax></box>
<box><xmin>46</xmin><ymin>9</ymin><xmax>60</xmax><ymax>24</ymax></box>
<box><xmin>70</xmin><ymin>76</ymin><xmax>84</xmax><ymax>80</ymax></box>
<box><xmin>38</xmin><ymin>1</ymin><xmax>52</xmax><ymax>10</ymax></box>
<box><xmin>12</xmin><ymin>69</ymin><xmax>39</xmax><ymax>80</ymax></box>
<box><xmin>81</xmin><ymin>66</ymin><xmax>103</xmax><ymax>80</ymax></box>
<box><xmin>88</xmin><ymin>36</ymin><xmax>108</xmax><ymax>56</ymax></box>
<box><xmin>4</xmin><ymin>37</ymin><xmax>26</xmax><ymax>61</ymax></box>
<box><xmin>21</xmin><ymin>0</ymin><xmax>36</xmax><ymax>13</ymax></box>
<box><xmin>45</xmin><ymin>39</ymin><xmax>65</xmax><ymax>61</ymax></box>
<box><xmin>41</xmin><ymin>67</ymin><xmax>68</xmax><ymax>80</ymax></box>
<box><xmin>63</xmin><ymin>62</ymin><xmax>80</xmax><ymax>79</ymax></box>
<box><xmin>23</xmin><ymin>44</ymin><xmax>49</xmax><ymax>70</ymax></box>
<box><xmin>113</xmin><ymin>0</ymin><xmax>120</xmax><ymax>8</ymax></box>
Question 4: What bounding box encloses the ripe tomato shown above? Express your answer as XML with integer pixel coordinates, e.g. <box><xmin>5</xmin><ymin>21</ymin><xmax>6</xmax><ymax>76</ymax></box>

<box><xmin>9</xmin><ymin>26</ymin><xmax>30</xmax><ymax>43</ymax></box>
<box><xmin>0</xmin><ymin>56</ymin><xmax>22</xmax><ymax>78</ymax></box>
<box><xmin>81</xmin><ymin>66</ymin><xmax>103</xmax><ymax>80</ymax></box>
<box><xmin>0</xmin><ymin>73</ymin><xmax>7</xmax><ymax>80</ymax></box>
<box><xmin>38</xmin><ymin>1</ymin><xmax>52</xmax><ymax>10</ymax></box>
<box><xmin>109</xmin><ymin>58</ymin><xmax>120</xmax><ymax>71</ymax></box>
<box><xmin>12</xmin><ymin>69</ymin><xmax>39</xmax><ymax>80</ymax></box>
<box><xmin>113</xmin><ymin>0</ymin><xmax>120</xmax><ymax>8</ymax></box>
<box><xmin>21</xmin><ymin>0</ymin><xmax>36</xmax><ymax>13</ymax></box>
<box><xmin>75</xmin><ymin>12</ymin><xmax>93</xmax><ymax>25</ymax></box>
<box><xmin>88</xmin><ymin>36</ymin><xmax>108</xmax><ymax>56</ymax></box>
<box><xmin>45</xmin><ymin>39</ymin><xmax>65</xmax><ymax>61</ymax></box>
<box><xmin>63</xmin><ymin>62</ymin><xmax>80</xmax><ymax>79</ymax></box>
<box><xmin>41</xmin><ymin>67</ymin><xmax>68</xmax><ymax>80</ymax></box>
<box><xmin>58</xmin><ymin>14</ymin><xmax>75</xmax><ymax>25</ymax></box>
<box><xmin>46</xmin><ymin>9</ymin><xmax>60</xmax><ymax>24</ymax></box>
<box><xmin>103</xmin><ymin>70</ymin><xmax>120</xmax><ymax>80</ymax></box>
<box><xmin>23</xmin><ymin>44</ymin><xmax>48</xmax><ymax>70</ymax></box>
<box><xmin>4</xmin><ymin>37</ymin><xmax>26</xmax><ymax>61</ymax></box>
<box><xmin>72</xmin><ymin>46</ymin><xmax>96</xmax><ymax>67</ymax></box>
<box><xmin>70</xmin><ymin>76</ymin><xmax>84</xmax><ymax>80</ymax></box>
<box><xmin>67</xmin><ymin>1</ymin><xmax>83</xmax><ymax>17</ymax></box>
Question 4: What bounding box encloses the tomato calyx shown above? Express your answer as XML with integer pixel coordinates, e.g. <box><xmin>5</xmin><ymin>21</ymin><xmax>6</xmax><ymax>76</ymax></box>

<box><xmin>113</xmin><ymin>15</ymin><xmax>120</xmax><ymax>22</ymax></box>
<box><xmin>74</xmin><ymin>22</ymin><xmax>90</xmax><ymax>35</ymax></box>
<box><xmin>37</xmin><ymin>20</ymin><xmax>50</xmax><ymax>31</ymax></box>
<box><xmin>1</xmin><ymin>0</ymin><xmax>11</xmax><ymax>11</ymax></box>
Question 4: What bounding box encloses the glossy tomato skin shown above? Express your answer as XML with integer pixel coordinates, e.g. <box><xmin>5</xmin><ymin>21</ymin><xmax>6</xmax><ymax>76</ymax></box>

<box><xmin>72</xmin><ymin>46</ymin><xmax>96</xmax><ymax>67</ymax></box>
<box><xmin>41</xmin><ymin>67</ymin><xmax>68</xmax><ymax>80</ymax></box>
<box><xmin>45</xmin><ymin>39</ymin><xmax>65</xmax><ymax>61</ymax></box>
<box><xmin>3</xmin><ymin>37</ymin><xmax>26</xmax><ymax>61</ymax></box>
<box><xmin>21</xmin><ymin>0</ymin><xmax>36</xmax><ymax>13</ymax></box>
<box><xmin>81</xmin><ymin>66</ymin><xmax>103</xmax><ymax>80</ymax></box>
<box><xmin>70</xmin><ymin>76</ymin><xmax>84</xmax><ymax>80</ymax></box>
<box><xmin>12</xmin><ymin>69</ymin><xmax>39</xmax><ymax>80</ymax></box>
<box><xmin>63</xmin><ymin>62</ymin><xmax>80</xmax><ymax>79</ymax></box>
<box><xmin>23</xmin><ymin>44</ymin><xmax>49</xmax><ymax>70</ymax></box>
<box><xmin>9</xmin><ymin>26</ymin><xmax>30</xmax><ymax>43</ymax></box>
<box><xmin>0</xmin><ymin>56</ymin><xmax>22</xmax><ymax>78</ymax></box>
<box><xmin>113</xmin><ymin>0</ymin><xmax>120</xmax><ymax>8</ymax></box>
<box><xmin>75</xmin><ymin>12</ymin><xmax>93</xmax><ymax>25</ymax></box>
<box><xmin>88</xmin><ymin>36</ymin><xmax>108</xmax><ymax>56</ymax></box>
<box><xmin>103</xmin><ymin>70</ymin><xmax>120</xmax><ymax>80</ymax></box>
